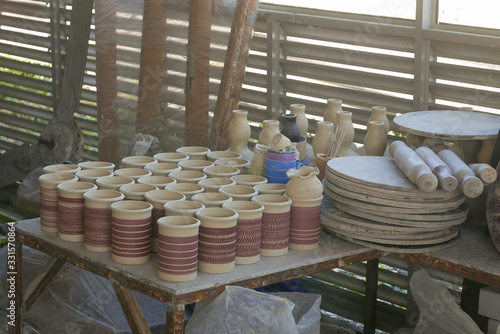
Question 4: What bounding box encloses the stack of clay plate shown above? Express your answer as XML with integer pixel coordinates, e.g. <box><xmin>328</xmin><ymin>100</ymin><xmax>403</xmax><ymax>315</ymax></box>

<box><xmin>321</xmin><ymin>156</ymin><xmax>468</xmax><ymax>253</ymax></box>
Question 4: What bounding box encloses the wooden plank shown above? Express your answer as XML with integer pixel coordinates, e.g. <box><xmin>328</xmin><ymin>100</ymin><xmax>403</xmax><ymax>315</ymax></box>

<box><xmin>364</xmin><ymin>258</ymin><xmax>379</xmax><ymax>334</ymax></box>
<box><xmin>166</xmin><ymin>303</ymin><xmax>185</xmax><ymax>334</ymax></box>
<box><xmin>185</xmin><ymin>0</ymin><xmax>211</xmax><ymax>146</ymax></box>
<box><xmin>110</xmin><ymin>278</ymin><xmax>152</xmax><ymax>334</ymax></box>
<box><xmin>22</xmin><ymin>257</ymin><xmax>64</xmax><ymax>312</ymax></box>
<box><xmin>210</xmin><ymin>0</ymin><xmax>260</xmax><ymax>151</ymax></box>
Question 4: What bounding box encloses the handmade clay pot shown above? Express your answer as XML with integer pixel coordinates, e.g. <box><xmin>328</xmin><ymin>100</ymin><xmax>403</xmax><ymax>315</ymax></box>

<box><xmin>227</xmin><ymin>110</ymin><xmax>253</xmax><ymax>161</ymax></box>
<box><xmin>144</xmin><ymin>162</ymin><xmax>181</xmax><ymax>177</ymax></box>
<box><xmin>137</xmin><ymin>175</ymin><xmax>177</xmax><ymax>188</ymax></box>
<box><xmin>287</xmin><ymin>196</ymin><xmax>323</xmax><ymax>251</ymax></box>
<box><xmin>145</xmin><ymin>189</ymin><xmax>186</xmax><ymax>252</ymax></box>
<box><xmin>253</xmin><ymin>183</ymin><xmax>287</xmax><ymax>195</ymax></box>
<box><xmin>165</xmin><ymin>183</ymin><xmax>204</xmax><ymax>200</ymax></box>
<box><xmin>364</xmin><ymin>120</ymin><xmax>388</xmax><ymax>156</ymax></box>
<box><xmin>213</xmin><ymin>158</ymin><xmax>250</xmax><ymax>174</ymax></box>
<box><xmin>169</xmin><ymin>170</ymin><xmax>207</xmax><ymax>184</ymax></box>
<box><xmin>176</xmin><ymin>146</ymin><xmax>211</xmax><ymax>160</ymax></box>
<box><xmin>111</xmin><ymin>200</ymin><xmax>153</xmax><ymax>265</ymax></box>
<box><xmin>258</xmin><ymin>120</ymin><xmax>280</xmax><ymax>146</ymax></box>
<box><xmin>78</xmin><ymin>161</ymin><xmax>115</xmax><ymax>172</ymax></box>
<box><xmin>368</xmin><ymin>106</ymin><xmax>390</xmax><ymax>136</ymax></box>
<box><xmin>324</xmin><ymin>98</ymin><xmax>342</xmax><ymax>123</ymax></box>
<box><xmin>285</xmin><ymin>166</ymin><xmax>323</xmax><ymax>199</ymax></box>
<box><xmin>312</xmin><ymin>121</ymin><xmax>334</xmax><ymax>155</ymax></box>
<box><xmin>222</xmin><ymin>201</ymin><xmax>264</xmax><ymax>265</ymax></box>
<box><xmin>268</xmin><ymin>134</ymin><xmax>292</xmax><ymax>153</ymax></box>
<box><xmin>43</xmin><ymin>164</ymin><xmax>81</xmax><ymax>174</ymax></box>
<box><xmin>57</xmin><ymin>181</ymin><xmax>97</xmax><ymax>242</ymax></box>
<box><xmin>75</xmin><ymin>169</ymin><xmax>113</xmax><ymax>184</ymax></box>
<box><xmin>83</xmin><ymin>189</ymin><xmax>124</xmax><ymax>252</ymax></box>
<box><xmin>290</xmin><ymin>104</ymin><xmax>308</xmax><ymax>136</ymax></box>
<box><xmin>95</xmin><ymin>176</ymin><xmax>135</xmax><ymax>191</ymax></box>
<box><xmin>295</xmin><ymin>135</ymin><xmax>307</xmax><ymax>161</ymax></box>
<box><xmin>206</xmin><ymin>151</ymin><xmax>242</xmax><ymax>162</ymax></box>
<box><xmin>202</xmin><ymin>165</ymin><xmax>241</xmax><ymax>179</ymax></box>
<box><xmin>280</xmin><ymin>113</ymin><xmax>301</xmax><ymax>142</ymax></box>
<box><xmin>219</xmin><ymin>185</ymin><xmax>258</xmax><ymax>201</ymax></box>
<box><xmin>230</xmin><ymin>174</ymin><xmax>268</xmax><ymax>187</ymax></box>
<box><xmin>157</xmin><ymin>216</ymin><xmax>201</xmax><ymax>282</ymax></box>
<box><xmin>249</xmin><ymin>144</ymin><xmax>267</xmax><ymax>176</ymax></box>
<box><xmin>198</xmin><ymin>177</ymin><xmax>236</xmax><ymax>193</ymax></box>
<box><xmin>335</xmin><ymin>111</ymin><xmax>359</xmax><ymax>157</ymax></box>
<box><xmin>114</xmin><ymin>168</ymin><xmax>152</xmax><ymax>181</ymax></box>
<box><xmin>164</xmin><ymin>200</ymin><xmax>205</xmax><ymax>217</ymax></box>
<box><xmin>38</xmin><ymin>173</ymin><xmax>78</xmax><ymax>232</ymax></box>
<box><xmin>178</xmin><ymin>160</ymin><xmax>214</xmax><ymax>172</ymax></box>
<box><xmin>119</xmin><ymin>183</ymin><xmax>158</xmax><ymax>201</ymax></box>
<box><xmin>121</xmin><ymin>156</ymin><xmax>157</xmax><ymax>168</ymax></box>
<box><xmin>154</xmin><ymin>152</ymin><xmax>190</xmax><ymax>164</ymax></box>
<box><xmin>196</xmin><ymin>207</ymin><xmax>239</xmax><ymax>274</ymax></box>
<box><xmin>191</xmin><ymin>192</ymin><xmax>233</xmax><ymax>208</ymax></box>
<box><xmin>251</xmin><ymin>194</ymin><xmax>292</xmax><ymax>256</ymax></box>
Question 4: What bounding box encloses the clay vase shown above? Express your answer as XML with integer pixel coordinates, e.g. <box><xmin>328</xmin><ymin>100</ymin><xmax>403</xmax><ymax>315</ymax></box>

<box><xmin>290</xmin><ymin>104</ymin><xmax>308</xmax><ymax>137</ymax></box>
<box><xmin>191</xmin><ymin>192</ymin><xmax>233</xmax><ymax>208</ymax></box>
<box><xmin>335</xmin><ymin>111</ymin><xmax>359</xmax><ymax>157</ymax></box>
<box><xmin>137</xmin><ymin>175</ymin><xmax>177</xmax><ymax>189</ymax></box>
<box><xmin>83</xmin><ymin>189</ymin><xmax>124</xmax><ymax>252</ymax></box>
<box><xmin>114</xmin><ymin>168</ymin><xmax>152</xmax><ymax>181</ymax></box>
<box><xmin>251</xmin><ymin>194</ymin><xmax>292</xmax><ymax>257</ymax></box>
<box><xmin>368</xmin><ymin>106</ymin><xmax>390</xmax><ymax>136</ymax></box>
<box><xmin>165</xmin><ymin>183</ymin><xmax>204</xmax><ymax>200</ymax></box>
<box><xmin>280</xmin><ymin>113</ymin><xmax>301</xmax><ymax>142</ymax></box>
<box><xmin>285</xmin><ymin>166</ymin><xmax>324</xmax><ymax>199</ymax></box>
<box><xmin>176</xmin><ymin>146</ymin><xmax>211</xmax><ymax>160</ymax></box>
<box><xmin>43</xmin><ymin>163</ymin><xmax>81</xmax><ymax>174</ymax></box>
<box><xmin>38</xmin><ymin>173</ymin><xmax>78</xmax><ymax>232</ymax></box>
<box><xmin>219</xmin><ymin>185</ymin><xmax>258</xmax><ymax>201</ymax></box>
<box><xmin>196</xmin><ymin>207</ymin><xmax>239</xmax><ymax>274</ymax></box>
<box><xmin>164</xmin><ymin>200</ymin><xmax>205</xmax><ymax>217</ymax></box>
<box><xmin>169</xmin><ymin>170</ymin><xmax>207</xmax><ymax>184</ymax></box>
<box><xmin>230</xmin><ymin>174</ymin><xmax>268</xmax><ymax>187</ymax></box>
<box><xmin>57</xmin><ymin>181</ymin><xmax>98</xmax><ymax>242</ymax></box>
<box><xmin>95</xmin><ymin>176</ymin><xmax>134</xmax><ymax>191</ymax></box>
<box><xmin>198</xmin><ymin>178</ymin><xmax>236</xmax><ymax>193</ymax></box>
<box><xmin>119</xmin><ymin>183</ymin><xmax>158</xmax><ymax>201</ymax></box>
<box><xmin>222</xmin><ymin>201</ymin><xmax>265</xmax><ymax>265</ymax></box>
<box><xmin>364</xmin><ymin>120</ymin><xmax>388</xmax><ymax>156</ymax></box>
<box><xmin>157</xmin><ymin>216</ymin><xmax>200</xmax><ymax>282</ymax></box>
<box><xmin>75</xmin><ymin>169</ymin><xmax>113</xmax><ymax>184</ymax></box>
<box><xmin>253</xmin><ymin>183</ymin><xmax>286</xmax><ymax>195</ymax></box>
<box><xmin>154</xmin><ymin>152</ymin><xmax>190</xmax><ymax>164</ymax></box>
<box><xmin>324</xmin><ymin>98</ymin><xmax>342</xmax><ymax>123</ymax></box>
<box><xmin>203</xmin><ymin>165</ymin><xmax>241</xmax><ymax>179</ymax></box>
<box><xmin>110</xmin><ymin>200</ymin><xmax>153</xmax><ymax>265</ymax></box>
<box><xmin>121</xmin><ymin>156</ymin><xmax>157</xmax><ymax>168</ymax></box>
<box><xmin>258</xmin><ymin>120</ymin><xmax>280</xmax><ymax>146</ymax></box>
<box><xmin>207</xmin><ymin>151</ymin><xmax>241</xmax><ymax>162</ymax></box>
<box><xmin>227</xmin><ymin>110</ymin><xmax>253</xmax><ymax>161</ymax></box>
<box><xmin>144</xmin><ymin>162</ymin><xmax>181</xmax><ymax>177</ymax></box>
<box><xmin>145</xmin><ymin>189</ymin><xmax>186</xmax><ymax>252</ymax></box>
<box><xmin>312</xmin><ymin>121</ymin><xmax>334</xmax><ymax>155</ymax></box>
<box><xmin>78</xmin><ymin>161</ymin><xmax>115</xmax><ymax>172</ymax></box>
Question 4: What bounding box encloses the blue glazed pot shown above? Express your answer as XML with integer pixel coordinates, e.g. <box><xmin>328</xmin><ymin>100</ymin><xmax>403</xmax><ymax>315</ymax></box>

<box><xmin>265</xmin><ymin>158</ymin><xmax>297</xmax><ymax>170</ymax></box>
<box><xmin>265</xmin><ymin>174</ymin><xmax>290</xmax><ymax>184</ymax></box>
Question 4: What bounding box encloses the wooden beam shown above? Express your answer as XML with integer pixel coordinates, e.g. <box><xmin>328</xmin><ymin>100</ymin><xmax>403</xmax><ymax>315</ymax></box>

<box><xmin>364</xmin><ymin>258</ymin><xmax>379</xmax><ymax>334</ymax></box>
<box><xmin>210</xmin><ymin>0</ymin><xmax>260</xmax><ymax>151</ymax></box>
<box><xmin>166</xmin><ymin>302</ymin><xmax>185</xmax><ymax>334</ymax></box>
<box><xmin>136</xmin><ymin>0</ymin><xmax>167</xmax><ymax>138</ymax></box>
<box><xmin>185</xmin><ymin>0</ymin><xmax>212</xmax><ymax>146</ymax></box>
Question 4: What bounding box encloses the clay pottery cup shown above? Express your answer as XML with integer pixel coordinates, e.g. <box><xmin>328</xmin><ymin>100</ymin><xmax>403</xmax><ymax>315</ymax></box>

<box><xmin>95</xmin><ymin>176</ymin><xmax>134</xmax><ymax>191</ymax></box>
<box><xmin>165</xmin><ymin>183</ymin><xmax>204</xmax><ymax>200</ymax></box>
<box><xmin>253</xmin><ymin>183</ymin><xmax>286</xmax><ymax>195</ymax></box>
<box><xmin>138</xmin><ymin>175</ymin><xmax>177</xmax><ymax>188</ymax></box>
<box><xmin>164</xmin><ymin>200</ymin><xmax>205</xmax><ymax>217</ymax></box>
<box><xmin>191</xmin><ymin>192</ymin><xmax>233</xmax><ymax>208</ymax></box>
<box><xmin>178</xmin><ymin>159</ymin><xmax>214</xmax><ymax>172</ymax></box>
<box><xmin>144</xmin><ymin>162</ymin><xmax>181</xmax><ymax>177</ymax></box>
<box><xmin>169</xmin><ymin>170</ymin><xmax>207</xmax><ymax>184</ymax></box>
<box><xmin>213</xmin><ymin>158</ymin><xmax>250</xmax><ymax>174</ymax></box>
<box><xmin>78</xmin><ymin>161</ymin><xmax>115</xmax><ymax>172</ymax></box>
<box><xmin>230</xmin><ymin>174</ymin><xmax>268</xmax><ymax>187</ymax></box>
<box><xmin>202</xmin><ymin>165</ymin><xmax>240</xmax><ymax>179</ymax></box>
<box><xmin>76</xmin><ymin>169</ymin><xmax>113</xmax><ymax>184</ymax></box>
<box><xmin>176</xmin><ymin>146</ymin><xmax>211</xmax><ymax>160</ymax></box>
<box><xmin>114</xmin><ymin>168</ymin><xmax>152</xmax><ymax>181</ymax></box>
<box><xmin>121</xmin><ymin>155</ymin><xmax>157</xmax><ymax>168</ymax></box>
<box><xmin>207</xmin><ymin>151</ymin><xmax>241</xmax><ymax>162</ymax></box>
<box><xmin>198</xmin><ymin>177</ymin><xmax>236</xmax><ymax>193</ymax></box>
<box><xmin>119</xmin><ymin>183</ymin><xmax>158</xmax><ymax>201</ymax></box>
<box><xmin>43</xmin><ymin>163</ymin><xmax>81</xmax><ymax>174</ymax></box>
<box><xmin>154</xmin><ymin>152</ymin><xmax>189</xmax><ymax>164</ymax></box>
<box><xmin>219</xmin><ymin>185</ymin><xmax>258</xmax><ymax>201</ymax></box>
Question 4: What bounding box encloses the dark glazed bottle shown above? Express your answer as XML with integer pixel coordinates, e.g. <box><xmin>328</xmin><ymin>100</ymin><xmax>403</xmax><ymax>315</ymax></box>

<box><xmin>280</xmin><ymin>114</ymin><xmax>301</xmax><ymax>142</ymax></box>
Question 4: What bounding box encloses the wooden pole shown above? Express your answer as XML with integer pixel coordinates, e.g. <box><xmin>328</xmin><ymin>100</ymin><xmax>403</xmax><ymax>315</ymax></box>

<box><xmin>209</xmin><ymin>0</ymin><xmax>260</xmax><ymax>151</ymax></box>
<box><xmin>95</xmin><ymin>0</ymin><xmax>118</xmax><ymax>164</ymax></box>
<box><xmin>136</xmin><ymin>0</ymin><xmax>167</xmax><ymax>137</ymax></box>
<box><xmin>185</xmin><ymin>0</ymin><xmax>212</xmax><ymax>146</ymax></box>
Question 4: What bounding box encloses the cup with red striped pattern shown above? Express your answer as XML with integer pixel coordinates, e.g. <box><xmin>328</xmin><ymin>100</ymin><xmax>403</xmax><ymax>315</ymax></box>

<box><xmin>111</xmin><ymin>200</ymin><xmax>152</xmax><ymax>265</ymax></box>
<box><xmin>287</xmin><ymin>196</ymin><xmax>323</xmax><ymax>250</ymax></box>
<box><xmin>57</xmin><ymin>181</ymin><xmax>97</xmax><ymax>242</ymax></box>
<box><xmin>157</xmin><ymin>216</ymin><xmax>200</xmax><ymax>282</ymax></box>
<box><xmin>195</xmin><ymin>207</ymin><xmax>239</xmax><ymax>274</ymax></box>
<box><xmin>83</xmin><ymin>189</ymin><xmax>124</xmax><ymax>252</ymax></box>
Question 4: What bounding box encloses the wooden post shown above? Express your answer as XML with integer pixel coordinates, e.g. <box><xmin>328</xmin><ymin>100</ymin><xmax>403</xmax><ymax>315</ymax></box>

<box><xmin>136</xmin><ymin>0</ymin><xmax>167</xmax><ymax>137</ymax></box>
<box><xmin>364</xmin><ymin>258</ymin><xmax>379</xmax><ymax>334</ymax></box>
<box><xmin>185</xmin><ymin>0</ymin><xmax>212</xmax><ymax>146</ymax></box>
<box><xmin>96</xmin><ymin>0</ymin><xmax>118</xmax><ymax>164</ymax></box>
<box><xmin>209</xmin><ymin>0</ymin><xmax>260</xmax><ymax>151</ymax></box>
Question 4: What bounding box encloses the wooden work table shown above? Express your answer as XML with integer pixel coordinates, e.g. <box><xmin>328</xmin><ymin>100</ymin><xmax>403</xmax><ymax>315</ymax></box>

<box><xmin>9</xmin><ymin>218</ymin><xmax>381</xmax><ymax>334</ymax></box>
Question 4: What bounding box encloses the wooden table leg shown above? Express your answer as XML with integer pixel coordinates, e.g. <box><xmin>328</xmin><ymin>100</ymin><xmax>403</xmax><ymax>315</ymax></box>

<box><xmin>8</xmin><ymin>237</ymin><xmax>22</xmax><ymax>334</ymax></box>
<box><xmin>166</xmin><ymin>302</ymin><xmax>185</xmax><ymax>334</ymax></box>
<box><xmin>460</xmin><ymin>278</ymin><xmax>488</xmax><ymax>332</ymax></box>
<box><xmin>364</xmin><ymin>258</ymin><xmax>379</xmax><ymax>334</ymax></box>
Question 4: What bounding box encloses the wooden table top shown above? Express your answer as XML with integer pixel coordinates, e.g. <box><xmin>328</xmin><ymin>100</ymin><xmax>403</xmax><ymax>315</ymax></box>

<box><xmin>393</xmin><ymin>110</ymin><xmax>500</xmax><ymax>140</ymax></box>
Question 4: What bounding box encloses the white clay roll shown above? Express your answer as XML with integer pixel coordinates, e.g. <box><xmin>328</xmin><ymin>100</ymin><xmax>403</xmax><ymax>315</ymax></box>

<box><xmin>414</xmin><ymin>146</ymin><xmax>458</xmax><ymax>192</ymax></box>
<box><xmin>437</xmin><ymin>149</ymin><xmax>484</xmax><ymax>198</ymax></box>
<box><xmin>468</xmin><ymin>163</ymin><xmax>497</xmax><ymax>184</ymax></box>
<box><xmin>389</xmin><ymin>141</ymin><xmax>438</xmax><ymax>192</ymax></box>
